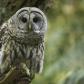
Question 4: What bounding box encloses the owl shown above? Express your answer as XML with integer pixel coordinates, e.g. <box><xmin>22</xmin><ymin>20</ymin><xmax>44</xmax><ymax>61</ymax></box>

<box><xmin>0</xmin><ymin>7</ymin><xmax>47</xmax><ymax>74</ymax></box>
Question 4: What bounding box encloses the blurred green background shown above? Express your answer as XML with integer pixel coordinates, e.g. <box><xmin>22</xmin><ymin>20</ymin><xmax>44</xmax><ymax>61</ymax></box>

<box><xmin>32</xmin><ymin>0</ymin><xmax>84</xmax><ymax>84</ymax></box>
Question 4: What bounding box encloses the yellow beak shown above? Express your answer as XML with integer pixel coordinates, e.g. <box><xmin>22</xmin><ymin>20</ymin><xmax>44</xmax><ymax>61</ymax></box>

<box><xmin>29</xmin><ymin>24</ymin><xmax>31</xmax><ymax>30</ymax></box>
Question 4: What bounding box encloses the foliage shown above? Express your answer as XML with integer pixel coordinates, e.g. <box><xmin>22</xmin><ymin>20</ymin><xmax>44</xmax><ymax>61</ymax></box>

<box><xmin>32</xmin><ymin>0</ymin><xmax>84</xmax><ymax>84</ymax></box>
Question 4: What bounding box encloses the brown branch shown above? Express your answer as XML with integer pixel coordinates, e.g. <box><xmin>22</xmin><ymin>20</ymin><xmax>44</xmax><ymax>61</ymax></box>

<box><xmin>0</xmin><ymin>63</ymin><xmax>35</xmax><ymax>84</ymax></box>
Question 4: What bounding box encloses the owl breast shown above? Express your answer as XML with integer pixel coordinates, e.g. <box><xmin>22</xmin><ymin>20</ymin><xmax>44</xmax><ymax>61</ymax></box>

<box><xmin>0</xmin><ymin>34</ymin><xmax>44</xmax><ymax>73</ymax></box>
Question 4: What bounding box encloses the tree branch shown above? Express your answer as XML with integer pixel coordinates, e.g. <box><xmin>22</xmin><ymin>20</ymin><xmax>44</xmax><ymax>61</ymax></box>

<box><xmin>0</xmin><ymin>63</ymin><xmax>35</xmax><ymax>84</ymax></box>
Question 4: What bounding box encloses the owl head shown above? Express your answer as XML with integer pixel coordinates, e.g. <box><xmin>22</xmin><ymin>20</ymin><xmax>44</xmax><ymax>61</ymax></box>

<box><xmin>8</xmin><ymin>7</ymin><xmax>47</xmax><ymax>43</ymax></box>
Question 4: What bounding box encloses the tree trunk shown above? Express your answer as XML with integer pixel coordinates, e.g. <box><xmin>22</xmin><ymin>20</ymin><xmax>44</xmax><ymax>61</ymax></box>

<box><xmin>0</xmin><ymin>0</ymin><xmax>53</xmax><ymax>26</ymax></box>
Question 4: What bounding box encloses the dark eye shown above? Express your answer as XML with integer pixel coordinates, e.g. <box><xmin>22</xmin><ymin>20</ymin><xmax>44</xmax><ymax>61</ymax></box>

<box><xmin>22</xmin><ymin>18</ymin><xmax>27</xmax><ymax>23</ymax></box>
<box><xmin>33</xmin><ymin>18</ymin><xmax>38</xmax><ymax>23</ymax></box>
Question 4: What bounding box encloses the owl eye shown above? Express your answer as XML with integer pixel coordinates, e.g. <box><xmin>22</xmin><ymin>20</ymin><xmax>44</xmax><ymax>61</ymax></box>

<box><xmin>22</xmin><ymin>18</ymin><xmax>27</xmax><ymax>23</ymax></box>
<box><xmin>33</xmin><ymin>18</ymin><xmax>38</xmax><ymax>23</ymax></box>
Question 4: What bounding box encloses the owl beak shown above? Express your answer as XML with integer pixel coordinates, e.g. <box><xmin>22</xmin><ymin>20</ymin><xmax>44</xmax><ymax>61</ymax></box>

<box><xmin>29</xmin><ymin>24</ymin><xmax>31</xmax><ymax>30</ymax></box>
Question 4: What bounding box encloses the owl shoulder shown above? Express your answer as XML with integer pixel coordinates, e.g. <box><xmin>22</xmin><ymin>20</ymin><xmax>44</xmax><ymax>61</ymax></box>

<box><xmin>0</xmin><ymin>21</ymin><xmax>8</xmax><ymax>34</ymax></box>
<box><xmin>0</xmin><ymin>21</ymin><xmax>8</xmax><ymax>48</ymax></box>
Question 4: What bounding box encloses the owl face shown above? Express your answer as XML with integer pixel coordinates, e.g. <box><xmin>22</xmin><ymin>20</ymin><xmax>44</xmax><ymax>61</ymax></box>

<box><xmin>17</xmin><ymin>11</ymin><xmax>44</xmax><ymax>31</ymax></box>
<box><xmin>8</xmin><ymin>7</ymin><xmax>47</xmax><ymax>43</ymax></box>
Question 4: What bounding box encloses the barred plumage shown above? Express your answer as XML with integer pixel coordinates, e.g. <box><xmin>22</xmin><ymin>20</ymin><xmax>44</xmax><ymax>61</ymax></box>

<box><xmin>0</xmin><ymin>7</ymin><xmax>47</xmax><ymax>74</ymax></box>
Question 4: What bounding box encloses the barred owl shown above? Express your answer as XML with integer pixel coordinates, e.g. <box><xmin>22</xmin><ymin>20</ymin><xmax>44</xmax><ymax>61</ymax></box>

<box><xmin>0</xmin><ymin>7</ymin><xmax>47</xmax><ymax>74</ymax></box>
